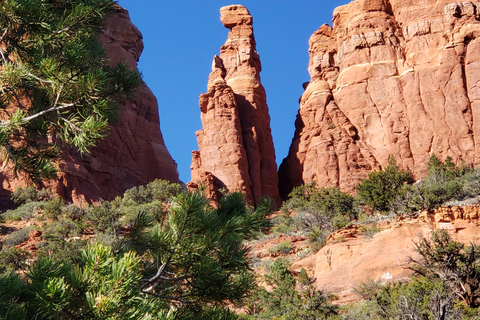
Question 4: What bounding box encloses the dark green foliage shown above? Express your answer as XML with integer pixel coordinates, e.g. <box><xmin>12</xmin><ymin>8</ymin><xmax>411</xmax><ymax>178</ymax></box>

<box><xmin>42</xmin><ymin>217</ymin><xmax>84</xmax><ymax>240</ymax></box>
<box><xmin>342</xmin><ymin>230</ymin><xmax>480</xmax><ymax>320</ymax></box>
<box><xmin>278</xmin><ymin>184</ymin><xmax>357</xmax><ymax>238</ymax></box>
<box><xmin>307</xmin><ymin>227</ymin><xmax>330</xmax><ymax>252</ymax></box>
<box><xmin>36</xmin><ymin>238</ymin><xmax>87</xmax><ymax>264</ymax></box>
<box><xmin>43</xmin><ymin>197</ymin><xmax>65</xmax><ymax>220</ymax></box>
<box><xmin>134</xmin><ymin>191</ymin><xmax>272</xmax><ymax>309</ymax></box>
<box><xmin>269</xmin><ymin>240</ymin><xmax>293</xmax><ymax>256</ymax></box>
<box><xmin>0</xmin><ymin>247</ymin><xmax>30</xmax><ymax>272</ymax></box>
<box><xmin>0</xmin><ymin>271</ymin><xmax>28</xmax><ymax>319</ymax></box>
<box><xmin>0</xmin><ymin>189</ymin><xmax>272</xmax><ymax>319</ymax></box>
<box><xmin>411</xmin><ymin>230</ymin><xmax>480</xmax><ymax>308</ymax></box>
<box><xmin>0</xmin><ymin>0</ymin><xmax>141</xmax><ymax>181</ymax></box>
<box><xmin>245</xmin><ymin>259</ymin><xmax>338</xmax><ymax>319</ymax></box>
<box><xmin>4</xmin><ymin>226</ymin><xmax>35</xmax><ymax>246</ymax></box>
<box><xmin>356</xmin><ymin>157</ymin><xmax>414</xmax><ymax>213</ymax></box>
<box><xmin>374</xmin><ymin>277</ymin><xmax>459</xmax><ymax>320</ymax></box>
<box><xmin>85</xmin><ymin>200</ymin><xmax>122</xmax><ymax>234</ymax></box>
<box><xmin>122</xmin><ymin>179</ymin><xmax>182</xmax><ymax>205</ymax></box>
<box><xmin>283</xmin><ymin>184</ymin><xmax>357</xmax><ymax>222</ymax></box>
<box><xmin>393</xmin><ymin>155</ymin><xmax>479</xmax><ymax>212</ymax></box>
<box><xmin>2</xmin><ymin>201</ymin><xmax>44</xmax><ymax>220</ymax></box>
<box><xmin>11</xmin><ymin>186</ymin><xmax>54</xmax><ymax>204</ymax></box>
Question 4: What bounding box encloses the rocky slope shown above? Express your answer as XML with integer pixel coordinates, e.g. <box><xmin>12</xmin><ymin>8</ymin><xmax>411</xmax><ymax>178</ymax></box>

<box><xmin>190</xmin><ymin>5</ymin><xmax>280</xmax><ymax>206</ymax></box>
<box><xmin>0</xmin><ymin>6</ymin><xmax>179</xmax><ymax>205</ymax></box>
<box><xmin>246</xmin><ymin>205</ymin><xmax>480</xmax><ymax>304</ymax></box>
<box><xmin>279</xmin><ymin>0</ymin><xmax>480</xmax><ymax>198</ymax></box>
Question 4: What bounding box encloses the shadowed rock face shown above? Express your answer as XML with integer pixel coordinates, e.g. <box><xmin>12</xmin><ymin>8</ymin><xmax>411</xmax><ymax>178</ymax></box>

<box><xmin>279</xmin><ymin>0</ymin><xmax>480</xmax><ymax>198</ymax></box>
<box><xmin>191</xmin><ymin>5</ymin><xmax>280</xmax><ymax>206</ymax></box>
<box><xmin>0</xmin><ymin>6</ymin><xmax>179</xmax><ymax>206</ymax></box>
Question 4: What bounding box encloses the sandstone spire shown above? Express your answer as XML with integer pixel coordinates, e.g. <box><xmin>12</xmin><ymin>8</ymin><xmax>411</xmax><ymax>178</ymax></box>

<box><xmin>191</xmin><ymin>5</ymin><xmax>280</xmax><ymax>206</ymax></box>
<box><xmin>279</xmin><ymin>0</ymin><xmax>480</xmax><ymax>198</ymax></box>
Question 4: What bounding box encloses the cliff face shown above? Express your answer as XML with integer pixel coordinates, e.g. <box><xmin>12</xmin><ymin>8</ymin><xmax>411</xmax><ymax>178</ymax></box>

<box><xmin>191</xmin><ymin>5</ymin><xmax>280</xmax><ymax>205</ymax></box>
<box><xmin>0</xmin><ymin>6</ymin><xmax>179</xmax><ymax>205</ymax></box>
<box><xmin>279</xmin><ymin>0</ymin><xmax>480</xmax><ymax>197</ymax></box>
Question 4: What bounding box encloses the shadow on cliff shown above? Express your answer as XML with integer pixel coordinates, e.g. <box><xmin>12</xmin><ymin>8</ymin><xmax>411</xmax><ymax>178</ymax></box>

<box><xmin>0</xmin><ymin>173</ymin><xmax>14</xmax><ymax>211</ymax></box>
<box><xmin>278</xmin><ymin>112</ymin><xmax>305</xmax><ymax>201</ymax></box>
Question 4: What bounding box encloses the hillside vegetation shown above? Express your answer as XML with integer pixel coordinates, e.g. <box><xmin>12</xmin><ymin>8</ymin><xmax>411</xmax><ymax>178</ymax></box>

<box><xmin>1</xmin><ymin>155</ymin><xmax>480</xmax><ymax>319</ymax></box>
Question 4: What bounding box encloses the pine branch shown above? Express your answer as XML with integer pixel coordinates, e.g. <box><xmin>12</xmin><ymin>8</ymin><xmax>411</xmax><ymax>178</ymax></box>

<box><xmin>0</xmin><ymin>102</ymin><xmax>75</xmax><ymax>127</ymax></box>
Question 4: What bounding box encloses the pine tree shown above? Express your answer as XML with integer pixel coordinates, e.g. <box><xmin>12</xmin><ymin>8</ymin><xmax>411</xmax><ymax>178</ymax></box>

<box><xmin>0</xmin><ymin>0</ymin><xmax>141</xmax><ymax>182</ymax></box>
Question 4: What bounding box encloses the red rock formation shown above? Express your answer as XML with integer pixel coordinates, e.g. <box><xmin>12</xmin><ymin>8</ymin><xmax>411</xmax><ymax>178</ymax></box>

<box><xmin>0</xmin><ymin>6</ymin><xmax>179</xmax><ymax>205</ymax></box>
<box><xmin>279</xmin><ymin>0</ymin><xmax>480</xmax><ymax>198</ymax></box>
<box><xmin>191</xmin><ymin>5</ymin><xmax>280</xmax><ymax>206</ymax></box>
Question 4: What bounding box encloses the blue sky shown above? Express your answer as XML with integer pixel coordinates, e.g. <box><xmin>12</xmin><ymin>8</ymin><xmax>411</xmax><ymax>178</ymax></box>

<box><xmin>118</xmin><ymin>1</ymin><xmax>348</xmax><ymax>182</ymax></box>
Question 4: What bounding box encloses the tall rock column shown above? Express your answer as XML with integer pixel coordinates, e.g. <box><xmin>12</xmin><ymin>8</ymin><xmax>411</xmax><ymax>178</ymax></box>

<box><xmin>191</xmin><ymin>5</ymin><xmax>280</xmax><ymax>206</ymax></box>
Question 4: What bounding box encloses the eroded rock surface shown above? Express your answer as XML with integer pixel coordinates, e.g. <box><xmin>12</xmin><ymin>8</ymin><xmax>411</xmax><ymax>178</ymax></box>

<box><xmin>0</xmin><ymin>6</ymin><xmax>179</xmax><ymax>205</ymax></box>
<box><xmin>291</xmin><ymin>207</ymin><xmax>480</xmax><ymax>304</ymax></box>
<box><xmin>191</xmin><ymin>5</ymin><xmax>280</xmax><ymax>206</ymax></box>
<box><xmin>279</xmin><ymin>0</ymin><xmax>480</xmax><ymax>198</ymax></box>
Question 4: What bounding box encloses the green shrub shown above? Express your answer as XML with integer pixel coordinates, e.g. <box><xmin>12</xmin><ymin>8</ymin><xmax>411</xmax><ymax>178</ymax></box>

<box><xmin>2</xmin><ymin>201</ymin><xmax>44</xmax><ymax>221</ymax></box>
<box><xmin>281</xmin><ymin>184</ymin><xmax>358</xmax><ymax>234</ymax></box>
<box><xmin>62</xmin><ymin>204</ymin><xmax>85</xmax><ymax>221</ymax></box>
<box><xmin>359</xmin><ymin>224</ymin><xmax>381</xmax><ymax>239</ymax></box>
<box><xmin>4</xmin><ymin>227</ymin><xmax>35</xmax><ymax>247</ymax></box>
<box><xmin>356</xmin><ymin>157</ymin><xmax>414</xmax><ymax>213</ymax></box>
<box><xmin>122</xmin><ymin>179</ymin><xmax>182</xmax><ymax>206</ymax></box>
<box><xmin>307</xmin><ymin>227</ymin><xmax>330</xmax><ymax>252</ymax></box>
<box><xmin>42</xmin><ymin>218</ymin><xmax>84</xmax><ymax>240</ymax></box>
<box><xmin>11</xmin><ymin>186</ymin><xmax>53</xmax><ymax>204</ymax></box>
<box><xmin>269</xmin><ymin>240</ymin><xmax>293</xmax><ymax>256</ymax></box>
<box><xmin>247</xmin><ymin>258</ymin><xmax>338</xmax><ymax>319</ymax></box>
<box><xmin>43</xmin><ymin>197</ymin><xmax>65</xmax><ymax>220</ymax></box>
<box><xmin>36</xmin><ymin>239</ymin><xmax>87</xmax><ymax>264</ymax></box>
<box><xmin>86</xmin><ymin>201</ymin><xmax>122</xmax><ymax>233</ymax></box>
<box><xmin>0</xmin><ymin>247</ymin><xmax>30</xmax><ymax>272</ymax></box>
<box><xmin>392</xmin><ymin>155</ymin><xmax>480</xmax><ymax>212</ymax></box>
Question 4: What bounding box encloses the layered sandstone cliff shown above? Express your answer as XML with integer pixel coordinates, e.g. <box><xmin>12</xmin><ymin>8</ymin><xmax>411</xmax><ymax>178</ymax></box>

<box><xmin>279</xmin><ymin>0</ymin><xmax>480</xmax><ymax>198</ymax></box>
<box><xmin>191</xmin><ymin>5</ymin><xmax>280</xmax><ymax>205</ymax></box>
<box><xmin>0</xmin><ymin>6</ymin><xmax>179</xmax><ymax>205</ymax></box>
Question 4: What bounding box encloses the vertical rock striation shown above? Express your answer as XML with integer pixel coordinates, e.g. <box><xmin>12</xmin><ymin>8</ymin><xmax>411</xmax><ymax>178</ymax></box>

<box><xmin>0</xmin><ymin>6</ymin><xmax>179</xmax><ymax>205</ymax></box>
<box><xmin>279</xmin><ymin>0</ymin><xmax>480</xmax><ymax>198</ymax></box>
<box><xmin>191</xmin><ymin>5</ymin><xmax>280</xmax><ymax>205</ymax></box>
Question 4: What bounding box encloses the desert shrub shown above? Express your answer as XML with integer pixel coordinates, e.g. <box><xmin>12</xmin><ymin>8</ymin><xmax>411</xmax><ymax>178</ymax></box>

<box><xmin>42</xmin><ymin>218</ymin><xmax>84</xmax><ymax>240</ymax></box>
<box><xmin>0</xmin><ymin>271</ymin><xmax>28</xmax><ymax>319</ymax></box>
<box><xmin>307</xmin><ymin>227</ymin><xmax>330</xmax><ymax>252</ymax></box>
<box><xmin>85</xmin><ymin>200</ymin><xmax>122</xmax><ymax>234</ymax></box>
<box><xmin>62</xmin><ymin>204</ymin><xmax>85</xmax><ymax>221</ymax></box>
<box><xmin>356</xmin><ymin>157</ymin><xmax>414</xmax><ymax>213</ymax></box>
<box><xmin>354</xmin><ymin>279</ymin><xmax>383</xmax><ymax>300</ymax></box>
<box><xmin>4</xmin><ymin>226</ymin><xmax>35</xmax><ymax>247</ymax></box>
<box><xmin>392</xmin><ymin>155</ymin><xmax>480</xmax><ymax>212</ymax></box>
<box><xmin>359</xmin><ymin>224</ymin><xmax>381</xmax><ymax>239</ymax></box>
<box><xmin>36</xmin><ymin>239</ymin><xmax>87</xmax><ymax>264</ymax></box>
<box><xmin>122</xmin><ymin>179</ymin><xmax>182</xmax><ymax>206</ymax></box>
<box><xmin>281</xmin><ymin>184</ymin><xmax>358</xmax><ymax>235</ymax></box>
<box><xmin>43</xmin><ymin>196</ymin><xmax>65</xmax><ymax>220</ymax></box>
<box><xmin>346</xmin><ymin>230</ymin><xmax>480</xmax><ymax>320</ymax></box>
<box><xmin>245</xmin><ymin>258</ymin><xmax>338</xmax><ymax>319</ymax></box>
<box><xmin>2</xmin><ymin>201</ymin><xmax>44</xmax><ymax>221</ymax></box>
<box><xmin>0</xmin><ymin>247</ymin><xmax>30</xmax><ymax>272</ymax></box>
<box><xmin>269</xmin><ymin>240</ymin><xmax>293</xmax><ymax>256</ymax></box>
<box><xmin>10</xmin><ymin>186</ymin><xmax>53</xmax><ymax>204</ymax></box>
